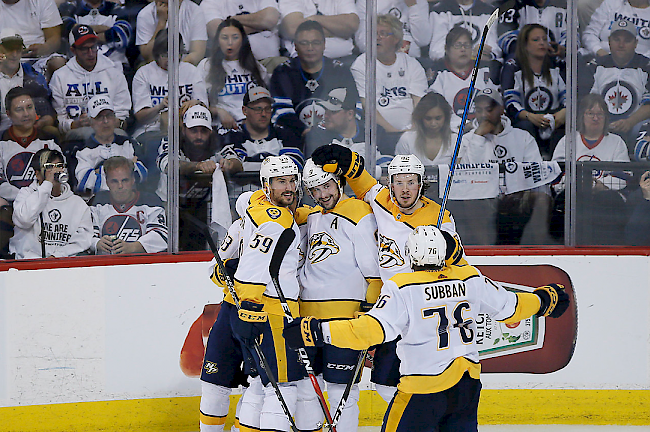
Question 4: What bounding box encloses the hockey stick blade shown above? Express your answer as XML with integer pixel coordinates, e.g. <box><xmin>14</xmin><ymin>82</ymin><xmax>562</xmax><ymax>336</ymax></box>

<box><xmin>484</xmin><ymin>7</ymin><xmax>500</xmax><ymax>31</ymax></box>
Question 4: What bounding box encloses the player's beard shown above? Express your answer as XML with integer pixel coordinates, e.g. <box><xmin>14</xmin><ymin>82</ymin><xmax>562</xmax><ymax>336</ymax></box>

<box><xmin>270</xmin><ymin>189</ymin><xmax>297</xmax><ymax>208</ymax></box>
<box><xmin>316</xmin><ymin>190</ymin><xmax>339</xmax><ymax>211</ymax></box>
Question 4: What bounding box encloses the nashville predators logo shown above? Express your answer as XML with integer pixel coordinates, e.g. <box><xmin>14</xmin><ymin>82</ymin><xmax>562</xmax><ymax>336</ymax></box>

<box><xmin>203</xmin><ymin>361</ymin><xmax>219</xmax><ymax>374</ymax></box>
<box><xmin>308</xmin><ymin>232</ymin><xmax>339</xmax><ymax>264</ymax></box>
<box><xmin>378</xmin><ymin>234</ymin><xmax>405</xmax><ymax>268</ymax></box>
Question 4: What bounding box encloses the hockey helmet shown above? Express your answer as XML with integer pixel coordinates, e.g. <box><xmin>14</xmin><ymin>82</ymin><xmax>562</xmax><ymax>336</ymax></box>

<box><xmin>405</xmin><ymin>226</ymin><xmax>447</xmax><ymax>270</ymax></box>
<box><xmin>260</xmin><ymin>155</ymin><xmax>301</xmax><ymax>200</ymax></box>
<box><xmin>388</xmin><ymin>154</ymin><xmax>425</xmax><ymax>209</ymax></box>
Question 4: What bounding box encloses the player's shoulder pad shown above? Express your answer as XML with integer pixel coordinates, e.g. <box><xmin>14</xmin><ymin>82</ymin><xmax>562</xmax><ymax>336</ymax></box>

<box><xmin>391</xmin><ymin>265</ymin><xmax>480</xmax><ymax>288</ymax></box>
<box><xmin>247</xmin><ymin>201</ymin><xmax>294</xmax><ymax>229</ymax></box>
<box><xmin>91</xmin><ymin>190</ymin><xmax>112</xmax><ymax>206</ymax></box>
<box><xmin>329</xmin><ymin>197</ymin><xmax>373</xmax><ymax>225</ymax></box>
<box><xmin>294</xmin><ymin>205</ymin><xmax>320</xmax><ymax>225</ymax></box>
<box><xmin>137</xmin><ymin>191</ymin><xmax>165</xmax><ymax>208</ymax></box>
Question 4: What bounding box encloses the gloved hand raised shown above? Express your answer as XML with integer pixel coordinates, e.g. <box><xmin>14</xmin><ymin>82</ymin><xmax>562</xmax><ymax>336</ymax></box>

<box><xmin>534</xmin><ymin>283</ymin><xmax>570</xmax><ymax>318</ymax></box>
<box><xmin>311</xmin><ymin>144</ymin><xmax>365</xmax><ymax>179</ymax></box>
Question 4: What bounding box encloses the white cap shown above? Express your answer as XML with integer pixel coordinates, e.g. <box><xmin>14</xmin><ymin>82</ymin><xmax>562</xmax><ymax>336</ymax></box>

<box><xmin>320</xmin><ymin>88</ymin><xmax>354</xmax><ymax>112</ymax></box>
<box><xmin>183</xmin><ymin>105</ymin><xmax>213</xmax><ymax>130</ymax></box>
<box><xmin>474</xmin><ymin>86</ymin><xmax>502</xmax><ymax>106</ymax></box>
<box><xmin>87</xmin><ymin>95</ymin><xmax>114</xmax><ymax>119</ymax></box>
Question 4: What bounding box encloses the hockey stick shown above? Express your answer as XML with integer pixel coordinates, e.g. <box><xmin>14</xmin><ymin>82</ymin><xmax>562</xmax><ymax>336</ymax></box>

<box><xmin>436</xmin><ymin>7</ymin><xmax>502</xmax><ymax>228</ymax></box>
<box><xmin>184</xmin><ymin>213</ymin><xmax>300</xmax><ymax>432</ymax></box>
<box><xmin>269</xmin><ymin>228</ymin><xmax>337</xmax><ymax>432</ymax></box>
<box><xmin>330</xmin><ymin>348</ymin><xmax>367</xmax><ymax>428</ymax></box>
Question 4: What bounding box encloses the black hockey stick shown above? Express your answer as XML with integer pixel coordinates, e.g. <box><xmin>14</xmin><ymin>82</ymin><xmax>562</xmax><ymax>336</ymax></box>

<box><xmin>184</xmin><ymin>213</ymin><xmax>300</xmax><ymax>432</ymax></box>
<box><xmin>437</xmin><ymin>7</ymin><xmax>502</xmax><ymax>228</ymax></box>
<box><xmin>330</xmin><ymin>348</ymin><xmax>367</xmax><ymax>428</ymax></box>
<box><xmin>269</xmin><ymin>228</ymin><xmax>337</xmax><ymax>432</ymax></box>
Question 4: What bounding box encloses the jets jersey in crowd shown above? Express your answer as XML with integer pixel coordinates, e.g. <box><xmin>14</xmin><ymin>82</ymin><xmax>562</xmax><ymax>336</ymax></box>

<box><xmin>132</xmin><ymin>61</ymin><xmax>208</xmax><ymax>137</ymax></box>
<box><xmin>11</xmin><ymin>181</ymin><xmax>92</xmax><ymax>259</ymax></box>
<box><xmin>498</xmin><ymin>0</ymin><xmax>567</xmax><ymax>56</ymax></box>
<box><xmin>356</xmin><ymin>0</ymin><xmax>431</xmax><ymax>57</ymax></box>
<box><xmin>296</xmin><ymin>197</ymin><xmax>381</xmax><ymax>319</ymax></box>
<box><xmin>234</xmin><ymin>190</ymin><xmax>302</xmax><ymax>317</ymax></box>
<box><xmin>75</xmin><ymin>134</ymin><xmax>147</xmax><ymax>193</ymax></box>
<box><xmin>0</xmin><ymin>129</ymin><xmax>61</xmax><ymax>202</ymax></box>
<box><xmin>50</xmin><ymin>53</ymin><xmax>131</xmax><ymax>134</ymax></box>
<box><xmin>278</xmin><ymin>0</ymin><xmax>358</xmax><ymax>59</ymax></box>
<box><xmin>198</xmin><ymin>58</ymin><xmax>269</xmax><ymax>124</ymax></box>
<box><xmin>428</xmin><ymin>59</ymin><xmax>498</xmax><ymax>120</ymax></box>
<box><xmin>321</xmin><ymin>265</ymin><xmax>542</xmax><ymax>393</ymax></box>
<box><xmin>582</xmin><ymin>0</ymin><xmax>650</xmax><ymax>58</ymax></box>
<box><xmin>200</xmin><ymin>0</ymin><xmax>281</xmax><ymax>59</ymax></box>
<box><xmin>463</xmin><ymin>115</ymin><xmax>543</xmax><ymax>167</ymax></box>
<box><xmin>60</xmin><ymin>0</ymin><xmax>132</xmax><ymax>66</ymax></box>
<box><xmin>351</xmin><ymin>52</ymin><xmax>427</xmax><ymax>132</ymax></box>
<box><xmin>270</xmin><ymin>56</ymin><xmax>359</xmax><ymax>131</ymax></box>
<box><xmin>222</xmin><ymin>123</ymin><xmax>304</xmax><ymax>169</ymax></box>
<box><xmin>582</xmin><ymin>53</ymin><xmax>650</xmax><ymax>121</ymax></box>
<box><xmin>552</xmin><ymin>131</ymin><xmax>630</xmax><ymax>190</ymax></box>
<box><xmin>501</xmin><ymin>58</ymin><xmax>566</xmax><ymax>119</ymax></box>
<box><xmin>90</xmin><ymin>190</ymin><xmax>167</xmax><ymax>253</ymax></box>
<box><xmin>429</xmin><ymin>0</ymin><xmax>500</xmax><ymax>61</ymax></box>
<box><xmin>346</xmin><ymin>169</ymin><xmax>461</xmax><ymax>282</ymax></box>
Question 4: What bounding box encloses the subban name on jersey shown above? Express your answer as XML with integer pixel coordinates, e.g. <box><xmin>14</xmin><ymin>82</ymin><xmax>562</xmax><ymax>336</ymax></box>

<box><xmin>424</xmin><ymin>282</ymin><xmax>467</xmax><ymax>301</ymax></box>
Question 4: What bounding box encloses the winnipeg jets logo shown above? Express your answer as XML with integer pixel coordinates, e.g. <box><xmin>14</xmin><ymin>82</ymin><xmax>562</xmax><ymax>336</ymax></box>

<box><xmin>603</xmin><ymin>81</ymin><xmax>635</xmax><ymax>116</ymax></box>
<box><xmin>308</xmin><ymin>232</ymin><xmax>339</xmax><ymax>264</ymax></box>
<box><xmin>378</xmin><ymin>234</ymin><xmax>405</xmax><ymax>268</ymax></box>
<box><xmin>525</xmin><ymin>87</ymin><xmax>553</xmax><ymax>112</ymax></box>
<box><xmin>298</xmin><ymin>99</ymin><xmax>326</xmax><ymax>128</ymax></box>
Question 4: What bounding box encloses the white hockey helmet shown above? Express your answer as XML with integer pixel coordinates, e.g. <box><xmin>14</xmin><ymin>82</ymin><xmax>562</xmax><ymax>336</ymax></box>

<box><xmin>260</xmin><ymin>155</ymin><xmax>301</xmax><ymax>199</ymax></box>
<box><xmin>302</xmin><ymin>158</ymin><xmax>343</xmax><ymax>205</ymax></box>
<box><xmin>405</xmin><ymin>226</ymin><xmax>447</xmax><ymax>270</ymax></box>
<box><xmin>388</xmin><ymin>154</ymin><xmax>425</xmax><ymax>209</ymax></box>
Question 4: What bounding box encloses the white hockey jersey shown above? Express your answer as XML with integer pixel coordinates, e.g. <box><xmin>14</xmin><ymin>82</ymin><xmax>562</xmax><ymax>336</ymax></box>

<box><xmin>0</xmin><ymin>131</ymin><xmax>61</xmax><ymax>202</ymax></box>
<box><xmin>10</xmin><ymin>181</ymin><xmax>93</xmax><ymax>259</ymax></box>
<box><xmin>296</xmin><ymin>197</ymin><xmax>380</xmax><ymax>319</ymax></box>
<box><xmin>346</xmin><ymin>169</ymin><xmax>460</xmax><ymax>282</ymax></box>
<box><xmin>132</xmin><ymin>61</ymin><xmax>208</xmax><ymax>137</ymax></box>
<box><xmin>501</xmin><ymin>58</ymin><xmax>566</xmax><ymax>117</ymax></box>
<box><xmin>552</xmin><ymin>132</ymin><xmax>630</xmax><ymax>190</ymax></box>
<box><xmin>351</xmin><ymin>52</ymin><xmax>428</xmax><ymax>131</ymax></box>
<box><xmin>582</xmin><ymin>0</ymin><xmax>650</xmax><ymax>58</ymax></box>
<box><xmin>234</xmin><ymin>193</ymin><xmax>302</xmax><ymax>316</ymax></box>
<box><xmin>322</xmin><ymin>265</ymin><xmax>542</xmax><ymax>393</ymax></box>
<box><xmin>50</xmin><ymin>54</ymin><xmax>131</xmax><ymax>133</ymax></box>
<box><xmin>90</xmin><ymin>190</ymin><xmax>168</xmax><ymax>253</ymax></box>
<box><xmin>356</xmin><ymin>0</ymin><xmax>431</xmax><ymax>57</ymax></box>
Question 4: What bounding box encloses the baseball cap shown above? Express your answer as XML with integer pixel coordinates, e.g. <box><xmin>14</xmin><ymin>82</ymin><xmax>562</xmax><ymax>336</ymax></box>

<box><xmin>474</xmin><ymin>87</ymin><xmax>502</xmax><ymax>106</ymax></box>
<box><xmin>243</xmin><ymin>86</ymin><xmax>273</xmax><ymax>106</ymax></box>
<box><xmin>69</xmin><ymin>24</ymin><xmax>99</xmax><ymax>47</ymax></box>
<box><xmin>610</xmin><ymin>19</ymin><xmax>636</xmax><ymax>38</ymax></box>
<box><xmin>183</xmin><ymin>105</ymin><xmax>213</xmax><ymax>130</ymax></box>
<box><xmin>87</xmin><ymin>95</ymin><xmax>114</xmax><ymax>119</ymax></box>
<box><xmin>0</xmin><ymin>28</ymin><xmax>24</xmax><ymax>48</ymax></box>
<box><xmin>320</xmin><ymin>88</ymin><xmax>355</xmax><ymax>111</ymax></box>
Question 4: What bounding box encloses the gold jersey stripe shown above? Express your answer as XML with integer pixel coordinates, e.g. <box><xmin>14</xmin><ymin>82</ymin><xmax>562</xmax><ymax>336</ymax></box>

<box><xmin>199</xmin><ymin>411</ymin><xmax>227</xmax><ymax>425</ymax></box>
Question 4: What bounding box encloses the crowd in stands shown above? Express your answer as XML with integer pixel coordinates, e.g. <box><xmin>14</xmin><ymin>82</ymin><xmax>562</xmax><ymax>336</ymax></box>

<box><xmin>0</xmin><ymin>0</ymin><xmax>649</xmax><ymax>258</ymax></box>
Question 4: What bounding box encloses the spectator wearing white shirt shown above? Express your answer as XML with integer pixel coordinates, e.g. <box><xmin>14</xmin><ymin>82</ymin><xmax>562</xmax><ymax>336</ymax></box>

<box><xmin>50</xmin><ymin>24</ymin><xmax>131</xmax><ymax>140</ymax></box>
<box><xmin>279</xmin><ymin>0</ymin><xmax>359</xmax><ymax>59</ymax></box>
<box><xmin>351</xmin><ymin>14</ymin><xmax>427</xmax><ymax>137</ymax></box>
<box><xmin>132</xmin><ymin>30</ymin><xmax>208</xmax><ymax>138</ymax></box>
<box><xmin>198</xmin><ymin>18</ymin><xmax>269</xmax><ymax>130</ymax></box>
<box><xmin>135</xmin><ymin>0</ymin><xmax>207</xmax><ymax>66</ymax></box>
<box><xmin>72</xmin><ymin>95</ymin><xmax>147</xmax><ymax>194</ymax></box>
<box><xmin>357</xmin><ymin>0</ymin><xmax>431</xmax><ymax>58</ymax></box>
<box><xmin>0</xmin><ymin>0</ymin><xmax>66</xmax><ymax>79</ymax></box>
<box><xmin>200</xmin><ymin>0</ymin><xmax>282</xmax><ymax>67</ymax></box>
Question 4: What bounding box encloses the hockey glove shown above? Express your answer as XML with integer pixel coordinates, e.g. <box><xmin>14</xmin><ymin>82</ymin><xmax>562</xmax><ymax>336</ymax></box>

<box><xmin>211</xmin><ymin>258</ymin><xmax>239</xmax><ymax>288</ymax></box>
<box><xmin>534</xmin><ymin>283</ymin><xmax>569</xmax><ymax>318</ymax></box>
<box><xmin>311</xmin><ymin>144</ymin><xmax>365</xmax><ymax>179</ymax></box>
<box><xmin>440</xmin><ymin>230</ymin><xmax>464</xmax><ymax>266</ymax></box>
<box><xmin>283</xmin><ymin>317</ymin><xmax>324</xmax><ymax>350</ymax></box>
<box><xmin>232</xmin><ymin>301</ymin><xmax>267</xmax><ymax>346</ymax></box>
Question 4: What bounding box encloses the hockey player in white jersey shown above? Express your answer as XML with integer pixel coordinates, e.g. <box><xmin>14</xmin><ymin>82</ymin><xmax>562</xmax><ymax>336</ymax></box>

<box><xmin>284</xmin><ymin>225</ymin><xmax>570</xmax><ymax>432</ymax></box>
<box><xmin>311</xmin><ymin>144</ymin><xmax>465</xmax><ymax>402</ymax></box>
<box><xmin>90</xmin><ymin>156</ymin><xmax>167</xmax><ymax>254</ymax></box>
<box><xmin>294</xmin><ymin>159</ymin><xmax>381</xmax><ymax>431</ymax></box>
